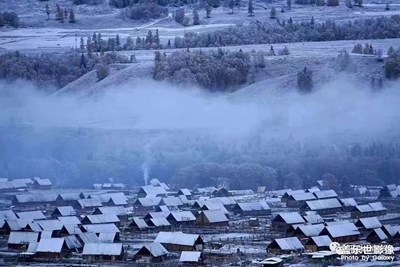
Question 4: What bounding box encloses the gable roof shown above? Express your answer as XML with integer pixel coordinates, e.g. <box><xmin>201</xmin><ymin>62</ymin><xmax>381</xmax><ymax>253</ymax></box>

<box><xmin>303</xmin><ymin>212</ymin><xmax>324</xmax><ymax>224</ymax></box>
<box><xmin>36</xmin><ymin>238</ymin><xmax>64</xmax><ymax>253</ymax></box>
<box><xmin>155</xmin><ymin>232</ymin><xmax>202</xmax><ymax>247</ymax></box>
<box><xmin>139</xmin><ymin>185</ymin><xmax>168</xmax><ymax>196</ymax></box>
<box><xmin>340</xmin><ymin>198</ymin><xmax>357</xmax><ymax>207</ymax></box>
<box><xmin>82</xmin><ymin>243</ymin><xmax>123</xmax><ymax>256</ymax></box>
<box><xmin>295</xmin><ymin>224</ymin><xmax>324</xmax><ymax>237</ymax></box>
<box><xmin>274</xmin><ymin>212</ymin><xmax>305</xmax><ymax>224</ymax></box>
<box><xmin>356</xmin><ymin>217</ymin><xmax>382</xmax><ymax>229</ymax></box>
<box><xmin>313</xmin><ymin>190</ymin><xmax>338</xmax><ymax>199</ymax></box>
<box><xmin>304</xmin><ymin>198</ymin><xmax>342</xmax><ymax>211</ymax></box>
<box><xmin>236</xmin><ymin>201</ymin><xmax>271</xmax><ymax>211</ymax></box>
<box><xmin>131</xmin><ymin>217</ymin><xmax>148</xmax><ymax>230</ymax></box>
<box><xmin>77</xmin><ymin>198</ymin><xmax>102</xmax><ymax>208</ymax></box>
<box><xmin>168</xmin><ymin>211</ymin><xmax>196</xmax><ymax>222</ymax></box>
<box><xmin>306</xmin><ymin>235</ymin><xmax>332</xmax><ymax>247</ymax></box>
<box><xmin>137</xmin><ymin>242</ymin><xmax>169</xmax><ymax>258</ymax></box>
<box><xmin>8</xmin><ymin>231</ymin><xmax>39</xmax><ymax>245</ymax></box>
<box><xmin>94</xmin><ymin>206</ymin><xmax>127</xmax><ymax>216</ymax></box>
<box><xmin>322</xmin><ymin>223</ymin><xmax>360</xmax><ymax>238</ymax></box>
<box><xmin>135</xmin><ymin>197</ymin><xmax>161</xmax><ymax>207</ymax></box>
<box><xmin>58</xmin><ymin>216</ymin><xmax>81</xmax><ymax>225</ymax></box>
<box><xmin>37</xmin><ymin>220</ymin><xmax>63</xmax><ymax>231</ymax></box>
<box><xmin>53</xmin><ymin>206</ymin><xmax>76</xmax><ymax>217</ymax></box>
<box><xmin>269</xmin><ymin>237</ymin><xmax>304</xmax><ymax>251</ymax></box>
<box><xmin>17</xmin><ymin>211</ymin><xmax>46</xmax><ymax>220</ymax></box>
<box><xmin>83</xmin><ymin>214</ymin><xmax>120</xmax><ymax>224</ymax></box>
<box><xmin>0</xmin><ymin>210</ymin><xmax>18</xmax><ymax>221</ymax></box>
<box><xmin>180</xmin><ymin>251</ymin><xmax>202</xmax><ymax>262</ymax></box>
<box><xmin>82</xmin><ymin>223</ymin><xmax>120</xmax><ymax>233</ymax></box>
<box><xmin>198</xmin><ymin>210</ymin><xmax>228</xmax><ymax>223</ymax></box>
<box><xmin>290</xmin><ymin>192</ymin><xmax>316</xmax><ymax>201</ymax></box>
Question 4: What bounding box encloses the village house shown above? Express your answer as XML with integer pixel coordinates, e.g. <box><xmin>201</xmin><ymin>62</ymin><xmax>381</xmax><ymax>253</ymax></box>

<box><xmin>75</xmin><ymin>198</ymin><xmax>103</xmax><ymax>211</ymax></box>
<box><xmin>146</xmin><ymin>217</ymin><xmax>171</xmax><ymax>230</ymax></box>
<box><xmin>313</xmin><ymin>189</ymin><xmax>338</xmax><ymax>199</ymax></box>
<box><xmin>301</xmin><ymin>198</ymin><xmax>342</xmax><ymax>215</ymax></box>
<box><xmin>58</xmin><ymin>216</ymin><xmax>81</xmax><ymax>226</ymax></box>
<box><xmin>93</xmin><ymin>206</ymin><xmax>129</xmax><ymax>224</ymax></box>
<box><xmin>155</xmin><ymin>232</ymin><xmax>204</xmax><ymax>251</ymax></box>
<box><xmin>12</xmin><ymin>193</ymin><xmax>58</xmax><ymax>209</ymax></box>
<box><xmin>179</xmin><ymin>251</ymin><xmax>203</xmax><ymax>266</ymax></box>
<box><xmin>281</xmin><ymin>190</ymin><xmax>306</xmax><ymax>203</ymax></box>
<box><xmin>17</xmin><ymin>210</ymin><xmax>46</xmax><ymax>220</ymax></box>
<box><xmin>267</xmin><ymin>237</ymin><xmax>304</xmax><ymax>254</ymax></box>
<box><xmin>305</xmin><ymin>235</ymin><xmax>332</xmax><ymax>252</ymax></box>
<box><xmin>319</xmin><ymin>223</ymin><xmax>360</xmax><ymax>242</ymax></box>
<box><xmin>177</xmin><ymin>188</ymin><xmax>193</xmax><ymax>200</ymax></box>
<box><xmin>134</xmin><ymin>242</ymin><xmax>169</xmax><ymax>263</ymax></box>
<box><xmin>35</xmin><ymin>238</ymin><xmax>67</xmax><ymax>259</ymax></box>
<box><xmin>33</xmin><ymin>177</ymin><xmax>53</xmax><ymax>190</ymax></box>
<box><xmin>271</xmin><ymin>212</ymin><xmax>306</xmax><ymax>230</ymax></box>
<box><xmin>55</xmin><ymin>193</ymin><xmax>82</xmax><ymax>206</ymax></box>
<box><xmin>133</xmin><ymin>197</ymin><xmax>162</xmax><ymax>211</ymax></box>
<box><xmin>290</xmin><ymin>224</ymin><xmax>325</xmax><ymax>240</ymax></box>
<box><xmin>7</xmin><ymin>231</ymin><xmax>39</xmax><ymax>250</ymax></box>
<box><xmin>137</xmin><ymin>185</ymin><xmax>168</xmax><ymax>198</ymax></box>
<box><xmin>81</xmin><ymin>214</ymin><xmax>120</xmax><ymax>226</ymax></box>
<box><xmin>285</xmin><ymin>192</ymin><xmax>316</xmax><ymax>208</ymax></box>
<box><xmin>355</xmin><ymin>217</ymin><xmax>382</xmax><ymax>235</ymax></box>
<box><xmin>367</xmin><ymin>228</ymin><xmax>389</xmax><ymax>243</ymax></box>
<box><xmin>159</xmin><ymin>197</ymin><xmax>184</xmax><ymax>209</ymax></box>
<box><xmin>167</xmin><ymin>211</ymin><xmax>196</xmax><ymax>226</ymax></box>
<box><xmin>302</xmin><ymin>211</ymin><xmax>324</xmax><ymax>224</ymax></box>
<box><xmin>82</xmin><ymin>243</ymin><xmax>124</xmax><ymax>262</ymax></box>
<box><xmin>339</xmin><ymin>198</ymin><xmax>358</xmax><ymax>212</ymax></box>
<box><xmin>195</xmin><ymin>210</ymin><xmax>229</xmax><ymax>227</ymax></box>
<box><xmin>232</xmin><ymin>201</ymin><xmax>271</xmax><ymax>216</ymax></box>
<box><xmin>351</xmin><ymin>202</ymin><xmax>387</xmax><ymax>218</ymax></box>
<box><xmin>130</xmin><ymin>217</ymin><xmax>149</xmax><ymax>231</ymax></box>
<box><xmin>51</xmin><ymin>206</ymin><xmax>76</xmax><ymax>217</ymax></box>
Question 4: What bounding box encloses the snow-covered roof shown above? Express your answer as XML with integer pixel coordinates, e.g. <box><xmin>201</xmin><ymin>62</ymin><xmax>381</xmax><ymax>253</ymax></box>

<box><xmin>155</xmin><ymin>232</ymin><xmax>202</xmax><ymax>247</ymax></box>
<box><xmin>140</xmin><ymin>185</ymin><xmax>168</xmax><ymax>196</ymax></box>
<box><xmin>236</xmin><ymin>201</ymin><xmax>270</xmax><ymax>211</ymax></box>
<box><xmin>313</xmin><ymin>190</ymin><xmax>338</xmax><ymax>199</ymax></box>
<box><xmin>303</xmin><ymin>211</ymin><xmax>324</xmax><ymax>224</ymax></box>
<box><xmin>8</xmin><ymin>231</ymin><xmax>39</xmax><ymax>245</ymax></box>
<box><xmin>14</xmin><ymin>193</ymin><xmax>57</xmax><ymax>203</ymax></box>
<box><xmin>38</xmin><ymin>220</ymin><xmax>63</xmax><ymax>231</ymax></box>
<box><xmin>82</xmin><ymin>223</ymin><xmax>120</xmax><ymax>233</ymax></box>
<box><xmin>274</xmin><ymin>212</ymin><xmax>305</xmax><ymax>224</ymax></box>
<box><xmin>295</xmin><ymin>224</ymin><xmax>324</xmax><ymax>237</ymax></box>
<box><xmin>0</xmin><ymin>210</ymin><xmax>17</xmax><ymax>221</ymax></box>
<box><xmin>340</xmin><ymin>198</ymin><xmax>357</xmax><ymax>207</ymax></box>
<box><xmin>149</xmin><ymin>217</ymin><xmax>171</xmax><ymax>227</ymax></box>
<box><xmin>53</xmin><ymin>206</ymin><xmax>76</xmax><ymax>216</ymax></box>
<box><xmin>357</xmin><ymin>217</ymin><xmax>382</xmax><ymax>230</ymax></box>
<box><xmin>323</xmin><ymin>223</ymin><xmax>360</xmax><ymax>238</ymax></box>
<box><xmin>82</xmin><ymin>243</ymin><xmax>123</xmax><ymax>256</ymax></box>
<box><xmin>36</xmin><ymin>238</ymin><xmax>64</xmax><ymax>253</ymax></box>
<box><xmin>161</xmin><ymin>197</ymin><xmax>183</xmax><ymax>207</ymax></box>
<box><xmin>62</xmin><ymin>224</ymin><xmax>82</xmax><ymax>235</ymax></box>
<box><xmin>83</xmin><ymin>214</ymin><xmax>120</xmax><ymax>224</ymax></box>
<box><xmin>57</xmin><ymin>193</ymin><xmax>81</xmax><ymax>201</ymax></box>
<box><xmin>17</xmin><ymin>211</ymin><xmax>46</xmax><ymax>220</ymax></box>
<box><xmin>131</xmin><ymin>217</ymin><xmax>148</xmax><ymax>230</ymax></box>
<box><xmin>201</xmin><ymin>202</ymin><xmax>229</xmax><ymax>214</ymax></box>
<box><xmin>168</xmin><ymin>211</ymin><xmax>196</xmax><ymax>222</ymax></box>
<box><xmin>369</xmin><ymin>228</ymin><xmax>388</xmax><ymax>241</ymax></box>
<box><xmin>135</xmin><ymin>197</ymin><xmax>161</xmax><ymax>207</ymax></box>
<box><xmin>77</xmin><ymin>198</ymin><xmax>102</xmax><ymax>208</ymax></box>
<box><xmin>78</xmin><ymin>232</ymin><xmax>100</xmax><ymax>243</ymax></box>
<box><xmin>58</xmin><ymin>216</ymin><xmax>81</xmax><ymax>225</ymax></box>
<box><xmin>180</xmin><ymin>251</ymin><xmax>201</xmax><ymax>262</ymax></box>
<box><xmin>98</xmin><ymin>232</ymin><xmax>117</xmax><ymax>243</ymax></box>
<box><xmin>199</xmin><ymin>210</ymin><xmax>228</xmax><ymax>223</ymax></box>
<box><xmin>270</xmin><ymin>237</ymin><xmax>304</xmax><ymax>251</ymax></box>
<box><xmin>95</xmin><ymin>206</ymin><xmax>127</xmax><ymax>216</ymax></box>
<box><xmin>308</xmin><ymin>235</ymin><xmax>332</xmax><ymax>247</ymax></box>
<box><xmin>290</xmin><ymin>192</ymin><xmax>316</xmax><ymax>201</ymax></box>
<box><xmin>138</xmin><ymin>242</ymin><xmax>169</xmax><ymax>257</ymax></box>
<box><xmin>305</xmin><ymin>198</ymin><xmax>342</xmax><ymax>211</ymax></box>
<box><xmin>64</xmin><ymin>235</ymin><xmax>82</xmax><ymax>249</ymax></box>
<box><xmin>33</xmin><ymin>177</ymin><xmax>52</xmax><ymax>186</ymax></box>
<box><xmin>89</xmin><ymin>192</ymin><xmax>127</xmax><ymax>206</ymax></box>
<box><xmin>178</xmin><ymin>188</ymin><xmax>192</xmax><ymax>196</ymax></box>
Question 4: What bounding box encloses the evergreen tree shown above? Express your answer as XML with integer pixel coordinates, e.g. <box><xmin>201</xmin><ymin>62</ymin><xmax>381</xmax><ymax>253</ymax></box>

<box><xmin>310</xmin><ymin>16</ymin><xmax>314</xmax><ymax>25</ymax></box>
<box><xmin>206</xmin><ymin>4</ymin><xmax>212</xmax><ymax>18</ymax></box>
<box><xmin>80</xmin><ymin>36</ymin><xmax>85</xmax><ymax>51</ymax></box>
<box><xmin>69</xmin><ymin>9</ymin><xmax>76</xmax><ymax>23</ymax></box>
<box><xmin>45</xmin><ymin>4</ymin><xmax>50</xmax><ymax>20</ymax></box>
<box><xmin>64</xmin><ymin>9</ymin><xmax>68</xmax><ymax>20</ymax></box>
<box><xmin>167</xmin><ymin>39</ymin><xmax>171</xmax><ymax>48</ymax></box>
<box><xmin>287</xmin><ymin>0</ymin><xmax>292</xmax><ymax>9</ymax></box>
<box><xmin>116</xmin><ymin>34</ymin><xmax>120</xmax><ymax>46</ymax></box>
<box><xmin>56</xmin><ymin>4</ymin><xmax>62</xmax><ymax>20</ymax></box>
<box><xmin>136</xmin><ymin>36</ymin><xmax>141</xmax><ymax>45</ymax></box>
<box><xmin>346</xmin><ymin>0</ymin><xmax>353</xmax><ymax>8</ymax></box>
<box><xmin>146</xmin><ymin>30</ymin><xmax>153</xmax><ymax>44</ymax></box>
<box><xmin>155</xmin><ymin>29</ymin><xmax>160</xmax><ymax>45</ymax></box>
<box><xmin>270</xmin><ymin>7</ymin><xmax>277</xmax><ymax>18</ymax></box>
<box><xmin>385</xmin><ymin>3</ymin><xmax>390</xmax><ymax>10</ymax></box>
<box><xmin>248</xmin><ymin>0</ymin><xmax>254</xmax><ymax>16</ymax></box>
<box><xmin>86</xmin><ymin>37</ymin><xmax>92</xmax><ymax>57</ymax></box>
<box><xmin>60</xmin><ymin>9</ymin><xmax>65</xmax><ymax>23</ymax></box>
<box><xmin>297</xmin><ymin>67</ymin><xmax>313</xmax><ymax>92</ymax></box>
<box><xmin>80</xmin><ymin>53</ymin><xmax>86</xmax><ymax>69</ymax></box>
<box><xmin>193</xmin><ymin>9</ymin><xmax>200</xmax><ymax>25</ymax></box>
<box><xmin>228</xmin><ymin>0</ymin><xmax>234</xmax><ymax>13</ymax></box>
<box><xmin>327</xmin><ymin>0</ymin><xmax>339</xmax><ymax>6</ymax></box>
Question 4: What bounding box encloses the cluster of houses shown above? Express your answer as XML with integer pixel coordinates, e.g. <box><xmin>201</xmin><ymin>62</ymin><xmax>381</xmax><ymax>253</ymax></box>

<box><xmin>1</xmin><ymin>176</ymin><xmax>400</xmax><ymax>265</ymax></box>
